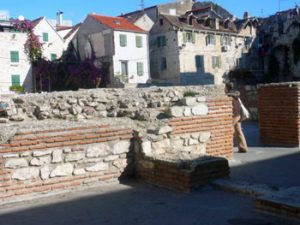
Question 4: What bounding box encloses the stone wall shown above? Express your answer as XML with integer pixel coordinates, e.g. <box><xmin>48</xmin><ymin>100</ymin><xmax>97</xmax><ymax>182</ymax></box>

<box><xmin>0</xmin><ymin>85</ymin><xmax>233</xmax><ymax>202</ymax></box>
<box><xmin>258</xmin><ymin>82</ymin><xmax>300</xmax><ymax>146</ymax></box>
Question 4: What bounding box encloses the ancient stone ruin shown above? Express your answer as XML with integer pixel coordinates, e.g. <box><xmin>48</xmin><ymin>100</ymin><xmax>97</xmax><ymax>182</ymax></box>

<box><xmin>0</xmin><ymin>85</ymin><xmax>233</xmax><ymax>202</ymax></box>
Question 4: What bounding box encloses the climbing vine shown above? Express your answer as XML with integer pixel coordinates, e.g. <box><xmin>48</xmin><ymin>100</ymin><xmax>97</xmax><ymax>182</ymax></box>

<box><xmin>12</xmin><ymin>19</ymin><xmax>43</xmax><ymax>63</ymax></box>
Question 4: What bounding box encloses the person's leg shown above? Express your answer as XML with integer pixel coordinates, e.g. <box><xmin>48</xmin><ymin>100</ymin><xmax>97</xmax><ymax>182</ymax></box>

<box><xmin>234</xmin><ymin>121</ymin><xmax>248</xmax><ymax>152</ymax></box>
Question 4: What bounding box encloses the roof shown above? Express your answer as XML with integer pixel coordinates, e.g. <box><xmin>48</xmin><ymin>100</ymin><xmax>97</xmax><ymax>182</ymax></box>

<box><xmin>161</xmin><ymin>14</ymin><xmax>238</xmax><ymax>34</ymax></box>
<box><xmin>90</xmin><ymin>14</ymin><xmax>146</xmax><ymax>33</ymax></box>
<box><xmin>64</xmin><ymin>23</ymin><xmax>81</xmax><ymax>40</ymax></box>
<box><xmin>31</xmin><ymin>17</ymin><xmax>43</xmax><ymax>27</ymax></box>
<box><xmin>56</xmin><ymin>25</ymin><xmax>73</xmax><ymax>31</ymax></box>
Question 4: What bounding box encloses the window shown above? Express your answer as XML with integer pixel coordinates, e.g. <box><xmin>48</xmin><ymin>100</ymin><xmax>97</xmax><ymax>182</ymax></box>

<box><xmin>120</xmin><ymin>34</ymin><xmax>127</xmax><ymax>47</ymax></box>
<box><xmin>159</xmin><ymin>19</ymin><xmax>164</xmax><ymax>26</ymax></box>
<box><xmin>51</xmin><ymin>53</ymin><xmax>57</xmax><ymax>61</ymax></box>
<box><xmin>137</xmin><ymin>62</ymin><xmax>144</xmax><ymax>76</ymax></box>
<box><xmin>43</xmin><ymin>32</ymin><xmax>49</xmax><ymax>42</ymax></box>
<box><xmin>212</xmin><ymin>56</ymin><xmax>221</xmax><ymax>69</ymax></box>
<box><xmin>121</xmin><ymin>61</ymin><xmax>128</xmax><ymax>75</ymax></box>
<box><xmin>10</xmin><ymin>51</ymin><xmax>19</xmax><ymax>63</ymax></box>
<box><xmin>183</xmin><ymin>31</ymin><xmax>195</xmax><ymax>43</ymax></box>
<box><xmin>160</xmin><ymin>57</ymin><xmax>167</xmax><ymax>70</ymax></box>
<box><xmin>221</xmin><ymin>36</ymin><xmax>231</xmax><ymax>46</ymax></box>
<box><xmin>157</xmin><ymin>36</ymin><xmax>166</xmax><ymax>47</ymax></box>
<box><xmin>11</xmin><ymin>75</ymin><xmax>20</xmax><ymax>87</ymax></box>
<box><xmin>136</xmin><ymin>36</ymin><xmax>143</xmax><ymax>48</ymax></box>
<box><xmin>206</xmin><ymin>34</ymin><xmax>216</xmax><ymax>46</ymax></box>
<box><xmin>195</xmin><ymin>55</ymin><xmax>204</xmax><ymax>69</ymax></box>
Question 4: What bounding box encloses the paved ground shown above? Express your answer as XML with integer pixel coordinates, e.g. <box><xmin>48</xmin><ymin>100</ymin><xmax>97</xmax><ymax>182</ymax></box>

<box><xmin>0</xmin><ymin>121</ymin><xmax>299</xmax><ymax>225</ymax></box>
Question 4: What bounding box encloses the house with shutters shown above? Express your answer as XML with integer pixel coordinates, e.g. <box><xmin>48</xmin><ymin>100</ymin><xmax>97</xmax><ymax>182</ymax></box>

<box><xmin>73</xmin><ymin>14</ymin><xmax>150</xmax><ymax>86</ymax></box>
<box><xmin>149</xmin><ymin>10</ymin><xmax>257</xmax><ymax>85</ymax></box>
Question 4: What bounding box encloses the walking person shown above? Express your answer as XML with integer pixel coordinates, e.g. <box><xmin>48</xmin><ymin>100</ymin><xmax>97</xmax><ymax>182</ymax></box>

<box><xmin>225</xmin><ymin>82</ymin><xmax>248</xmax><ymax>153</ymax></box>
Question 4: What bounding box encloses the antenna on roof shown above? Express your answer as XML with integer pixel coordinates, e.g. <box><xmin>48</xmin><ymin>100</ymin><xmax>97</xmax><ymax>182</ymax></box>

<box><xmin>140</xmin><ymin>0</ymin><xmax>145</xmax><ymax>11</ymax></box>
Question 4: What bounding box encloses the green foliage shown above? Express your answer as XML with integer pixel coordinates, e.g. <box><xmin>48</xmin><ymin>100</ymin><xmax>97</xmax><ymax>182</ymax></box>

<box><xmin>183</xmin><ymin>90</ymin><xmax>198</xmax><ymax>97</ymax></box>
<box><xmin>9</xmin><ymin>85</ymin><xmax>24</xmax><ymax>93</ymax></box>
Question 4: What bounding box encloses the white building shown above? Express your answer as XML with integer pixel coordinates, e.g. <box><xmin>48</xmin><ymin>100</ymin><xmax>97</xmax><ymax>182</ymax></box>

<box><xmin>74</xmin><ymin>14</ymin><xmax>150</xmax><ymax>86</ymax></box>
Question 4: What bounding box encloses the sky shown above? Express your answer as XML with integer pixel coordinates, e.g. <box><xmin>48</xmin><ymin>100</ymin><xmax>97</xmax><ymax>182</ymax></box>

<box><xmin>0</xmin><ymin>0</ymin><xmax>299</xmax><ymax>25</ymax></box>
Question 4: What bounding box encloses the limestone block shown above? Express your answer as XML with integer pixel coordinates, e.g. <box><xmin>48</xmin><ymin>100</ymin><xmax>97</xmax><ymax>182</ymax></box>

<box><xmin>191</xmin><ymin>104</ymin><xmax>208</xmax><ymax>116</ymax></box>
<box><xmin>141</xmin><ymin>140</ymin><xmax>152</xmax><ymax>156</ymax></box>
<box><xmin>20</xmin><ymin>152</ymin><xmax>31</xmax><ymax>157</ymax></box>
<box><xmin>12</xmin><ymin>167</ymin><xmax>39</xmax><ymax>181</ymax></box>
<box><xmin>65</xmin><ymin>153</ymin><xmax>85</xmax><ymax>162</ymax></box>
<box><xmin>169</xmin><ymin>106</ymin><xmax>184</xmax><ymax>117</ymax></box>
<box><xmin>113</xmin><ymin>159</ymin><xmax>128</xmax><ymax>169</ymax></box>
<box><xmin>69</xmin><ymin>105</ymin><xmax>82</xmax><ymax>115</ymax></box>
<box><xmin>86</xmin><ymin>144</ymin><xmax>109</xmax><ymax>158</ymax></box>
<box><xmin>73</xmin><ymin>168</ymin><xmax>86</xmax><ymax>175</ymax></box>
<box><xmin>197</xmin><ymin>97</ymin><xmax>206</xmax><ymax>102</ymax></box>
<box><xmin>5</xmin><ymin>158</ymin><xmax>28</xmax><ymax>168</ymax></box>
<box><xmin>112</xmin><ymin>141</ymin><xmax>131</xmax><ymax>155</ymax></box>
<box><xmin>67</xmin><ymin>98</ymin><xmax>78</xmax><ymax>104</ymax></box>
<box><xmin>40</xmin><ymin>165</ymin><xmax>50</xmax><ymax>180</ymax></box>
<box><xmin>182</xmin><ymin>97</ymin><xmax>197</xmax><ymax>106</ymax></box>
<box><xmin>104</xmin><ymin>155</ymin><xmax>119</xmax><ymax>162</ymax></box>
<box><xmin>50</xmin><ymin>163</ymin><xmax>74</xmax><ymax>178</ymax></box>
<box><xmin>183</xmin><ymin>107</ymin><xmax>192</xmax><ymax>117</ymax></box>
<box><xmin>188</xmin><ymin>138</ymin><xmax>199</xmax><ymax>146</ymax></box>
<box><xmin>52</xmin><ymin>150</ymin><xmax>63</xmax><ymax>163</ymax></box>
<box><xmin>0</xmin><ymin>118</ymin><xmax>9</xmax><ymax>123</ymax></box>
<box><xmin>9</xmin><ymin>113</ymin><xmax>25</xmax><ymax>121</ymax></box>
<box><xmin>152</xmin><ymin>139</ymin><xmax>170</xmax><ymax>155</ymax></box>
<box><xmin>30</xmin><ymin>156</ymin><xmax>51</xmax><ymax>166</ymax></box>
<box><xmin>3</xmin><ymin>153</ymin><xmax>19</xmax><ymax>158</ymax></box>
<box><xmin>63</xmin><ymin>148</ymin><xmax>72</xmax><ymax>153</ymax></box>
<box><xmin>85</xmin><ymin>162</ymin><xmax>109</xmax><ymax>172</ymax></box>
<box><xmin>199</xmin><ymin>132</ymin><xmax>211</xmax><ymax>143</ymax></box>
<box><xmin>33</xmin><ymin>150</ymin><xmax>52</xmax><ymax>157</ymax></box>
<box><xmin>155</xmin><ymin>125</ymin><xmax>173</xmax><ymax>135</ymax></box>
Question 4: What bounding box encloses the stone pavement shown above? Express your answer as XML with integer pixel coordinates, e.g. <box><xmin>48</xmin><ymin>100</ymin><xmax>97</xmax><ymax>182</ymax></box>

<box><xmin>0</xmin><ymin>121</ymin><xmax>299</xmax><ymax>225</ymax></box>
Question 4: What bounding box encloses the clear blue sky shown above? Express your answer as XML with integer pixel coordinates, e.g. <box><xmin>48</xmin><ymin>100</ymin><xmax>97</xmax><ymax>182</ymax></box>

<box><xmin>0</xmin><ymin>0</ymin><xmax>299</xmax><ymax>25</ymax></box>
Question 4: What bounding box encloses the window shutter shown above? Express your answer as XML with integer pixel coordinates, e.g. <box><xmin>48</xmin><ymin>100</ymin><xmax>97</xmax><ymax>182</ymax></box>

<box><xmin>11</xmin><ymin>75</ymin><xmax>20</xmax><ymax>87</ymax></box>
<box><xmin>217</xmin><ymin>56</ymin><xmax>222</xmax><ymax>68</ymax></box>
<box><xmin>192</xmin><ymin>32</ymin><xmax>196</xmax><ymax>44</ymax></box>
<box><xmin>51</xmin><ymin>53</ymin><xmax>57</xmax><ymax>61</ymax></box>
<box><xmin>157</xmin><ymin>36</ymin><xmax>161</xmax><ymax>47</ymax></box>
<box><xmin>120</xmin><ymin>34</ymin><xmax>127</xmax><ymax>47</ymax></box>
<box><xmin>195</xmin><ymin>55</ymin><xmax>203</xmax><ymax>68</ymax></box>
<box><xmin>10</xmin><ymin>51</ymin><xmax>19</xmax><ymax>63</ymax></box>
<box><xmin>43</xmin><ymin>33</ymin><xmax>49</xmax><ymax>42</ymax></box>
<box><xmin>212</xmin><ymin>56</ymin><xmax>216</xmax><ymax>69</ymax></box>
<box><xmin>137</xmin><ymin>62</ymin><xmax>144</xmax><ymax>76</ymax></box>
<box><xmin>162</xmin><ymin>36</ymin><xmax>166</xmax><ymax>46</ymax></box>
<box><xmin>183</xmin><ymin>31</ymin><xmax>187</xmax><ymax>43</ymax></box>
<box><xmin>136</xmin><ymin>36</ymin><xmax>143</xmax><ymax>48</ymax></box>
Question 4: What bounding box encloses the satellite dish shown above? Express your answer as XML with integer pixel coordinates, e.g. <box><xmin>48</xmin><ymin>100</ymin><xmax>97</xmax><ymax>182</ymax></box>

<box><xmin>18</xmin><ymin>15</ymin><xmax>25</xmax><ymax>21</ymax></box>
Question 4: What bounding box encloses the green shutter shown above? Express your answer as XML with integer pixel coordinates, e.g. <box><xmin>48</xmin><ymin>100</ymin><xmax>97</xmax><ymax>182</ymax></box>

<box><xmin>157</xmin><ymin>36</ymin><xmax>161</xmax><ymax>47</ymax></box>
<box><xmin>217</xmin><ymin>56</ymin><xmax>222</xmax><ymax>68</ymax></box>
<box><xmin>195</xmin><ymin>55</ymin><xmax>203</xmax><ymax>68</ymax></box>
<box><xmin>183</xmin><ymin>31</ymin><xmax>187</xmax><ymax>43</ymax></box>
<box><xmin>10</xmin><ymin>51</ymin><xmax>19</xmax><ymax>63</ymax></box>
<box><xmin>137</xmin><ymin>62</ymin><xmax>144</xmax><ymax>76</ymax></box>
<box><xmin>192</xmin><ymin>32</ymin><xmax>196</xmax><ymax>43</ymax></box>
<box><xmin>11</xmin><ymin>75</ymin><xmax>20</xmax><ymax>87</ymax></box>
<box><xmin>43</xmin><ymin>33</ymin><xmax>49</xmax><ymax>42</ymax></box>
<box><xmin>120</xmin><ymin>34</ymin><xmax>127</xmax><ymax>47</ymax></box>
<box><xmin>162</xmin><ymin>36</ymin><xmax>166</xmax><ymax>46</ymax></box>
<box><xmin>212</xmin><ymin>56</ymin><xmax>216</xmax><ymax>69</ymax></box>
<box><xmin>51</xmin><ymin>53</ymin><xmax>57</xmax><ymax>61</ymax></box>
<box><xmin>136</xmin><ymin>36</ymin><xmax>143</xmax><ymax>48</ymax></box>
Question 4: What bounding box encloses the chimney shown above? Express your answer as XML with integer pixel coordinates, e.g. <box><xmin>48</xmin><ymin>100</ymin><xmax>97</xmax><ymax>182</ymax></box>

<box><xmin>56</xmin><ymin>11</ymin><xmax>63</xmax><ymax>26</ymax></box>
<box><xmin>215</xmin><ymin>18</ymin><xmax>219</xmax><ymax>30</ymax></box>
<box><xmin>243</xmin><ymin>11</ymin><xmax>249</xmax><ymax>19</ymax></box>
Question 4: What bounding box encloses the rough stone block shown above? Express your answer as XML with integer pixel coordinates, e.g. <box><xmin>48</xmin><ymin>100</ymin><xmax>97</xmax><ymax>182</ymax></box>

<box><xmin>169</xmin><ymin>106</ymin><xmax>184</xmax><ymax>117</ymax></box>
<box><xmin>50</xmin><ymin>163</ymin><xmax>74</xmax><ymax>177</ymax></box>
<box><xmin>112</xmin><ymin>141</ymin><xmax>130</xmax><ymax>155</ymax></box>
<box><xmin>199</xmin><ymin>132</ymin><xmax>211</xmax><ymax>143</ymax></box>
<box><xmin>33</xmin><ymin>150</ymin><xmax>52</xmax><ymax>157</ymax></box>
<box><xmin>141</xmin><ymin>140</ymin><xmax>152</xmax><ymax>156</ymax></box>
<box><xmin>30</xmin><ymin>156</ymin><xmax>51</xmax><ymax>166</ymax></box>
<box><xmin>191</xmin><ymin>104</ymin><xmax>208</xmax><ymax>116</ymax></box>
<box><xmin>5</xmin><ymin>158</ymin><xmax>28</xmax><ymax>169</ymax></box>
<box><xmin>85</xmin><ymin>162</ymin><xmax>109</xmax><ymax>172</ymax></box>
<box><xmin>12</xmin><ymin>167</ymin><xmax>39</xmax><ymax>181</ymax></box>
<box><xmin>155</xmin><ymin>125</ymin><xmax>173</xmax><ymax>135</ymax></box>
<box><xmin>52</xmin><ymin>150</ymin><xmax>63</xmax><ymax>163</ymax></box>
<box><xmin>86</xmin><ymin>144</ymin><xmax>109</xmax><ymax>158</ymax></box>
<box><xmin>182</xmin><ymin>97</ymin><xmax>197</xmax><ymax>106</ymax></box>
<box><xmin>65</xmin><ymin>153</ymin><xmax>85</xmax><ymax>162</ymax></box>
<box><xmin>113</xmin><ymin>159</ymin><xmax>128</xmax><ymax>169</ymax></box>
<box><xmin>73</xmin><ymin>168</ymin><xmax>86</xmax><ymax>175</ymax></box>
<box><xmin>40</xmin><ymin>165</ymin><xmax>50</xmax><ymax>180</ymax></box>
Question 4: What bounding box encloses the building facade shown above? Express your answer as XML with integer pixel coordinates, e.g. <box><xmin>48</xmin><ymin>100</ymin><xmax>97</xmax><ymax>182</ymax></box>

<box><xmin>73</xmin><ymin>14</ymin><xmax>150</xmax><ymax>86</ymax></box>
<box><xmin>149</xmin><ymin>13</ymin><xmax>257</xmax><ymax>85</ymax></box>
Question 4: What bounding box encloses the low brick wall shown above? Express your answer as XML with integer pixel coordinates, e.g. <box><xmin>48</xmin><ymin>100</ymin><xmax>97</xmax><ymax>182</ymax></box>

<box><xmin>258</xmin><ymin>82</ymin><xmax>300</xmax><ymax>146</ymax></box>
<box><xmin>0</xmin><ymin>85</ymin><xmax>233</xmax><ymax>202</ymax></box>
<box><xmin>0</xmin><ymin>121</ymin><xmax>134</xmax><ymax>202</ymax></box>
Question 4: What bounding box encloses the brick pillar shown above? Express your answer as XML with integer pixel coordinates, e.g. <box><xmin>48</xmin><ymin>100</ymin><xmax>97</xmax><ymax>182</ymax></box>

<box><xmin>258</xmin><ymin>83</ymin><xmax>300</xmax><ymax>146</ymax></box>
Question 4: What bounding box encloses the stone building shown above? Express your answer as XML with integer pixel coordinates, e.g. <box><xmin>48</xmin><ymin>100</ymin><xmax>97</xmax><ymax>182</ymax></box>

<box><xmin>73</xmin><ymin>14</ymin><xmax>150</xmax><ymax>87</ymax></box>
<box><xmin>149</xmin><ymin>11</ymin><xmax>257</xmax><ymax>85</ymax></box>
<box><xmin>258</xmin><ymin>6</ymin><xmax>300</xmax><ymax>81</ymax></box>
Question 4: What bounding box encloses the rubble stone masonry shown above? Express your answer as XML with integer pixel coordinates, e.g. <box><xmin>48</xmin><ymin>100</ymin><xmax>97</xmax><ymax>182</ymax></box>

<box><xmin>0</xmin><ymin>85</ymin><xmax>233</xmax><ymax>202</ymax></box>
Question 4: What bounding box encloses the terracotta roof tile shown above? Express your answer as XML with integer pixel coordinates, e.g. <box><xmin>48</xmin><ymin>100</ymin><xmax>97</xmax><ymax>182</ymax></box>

<box><xmin>90</xmin><ymin>14</ymin><xmax>145</xmax><ymax>33</ymax></box>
